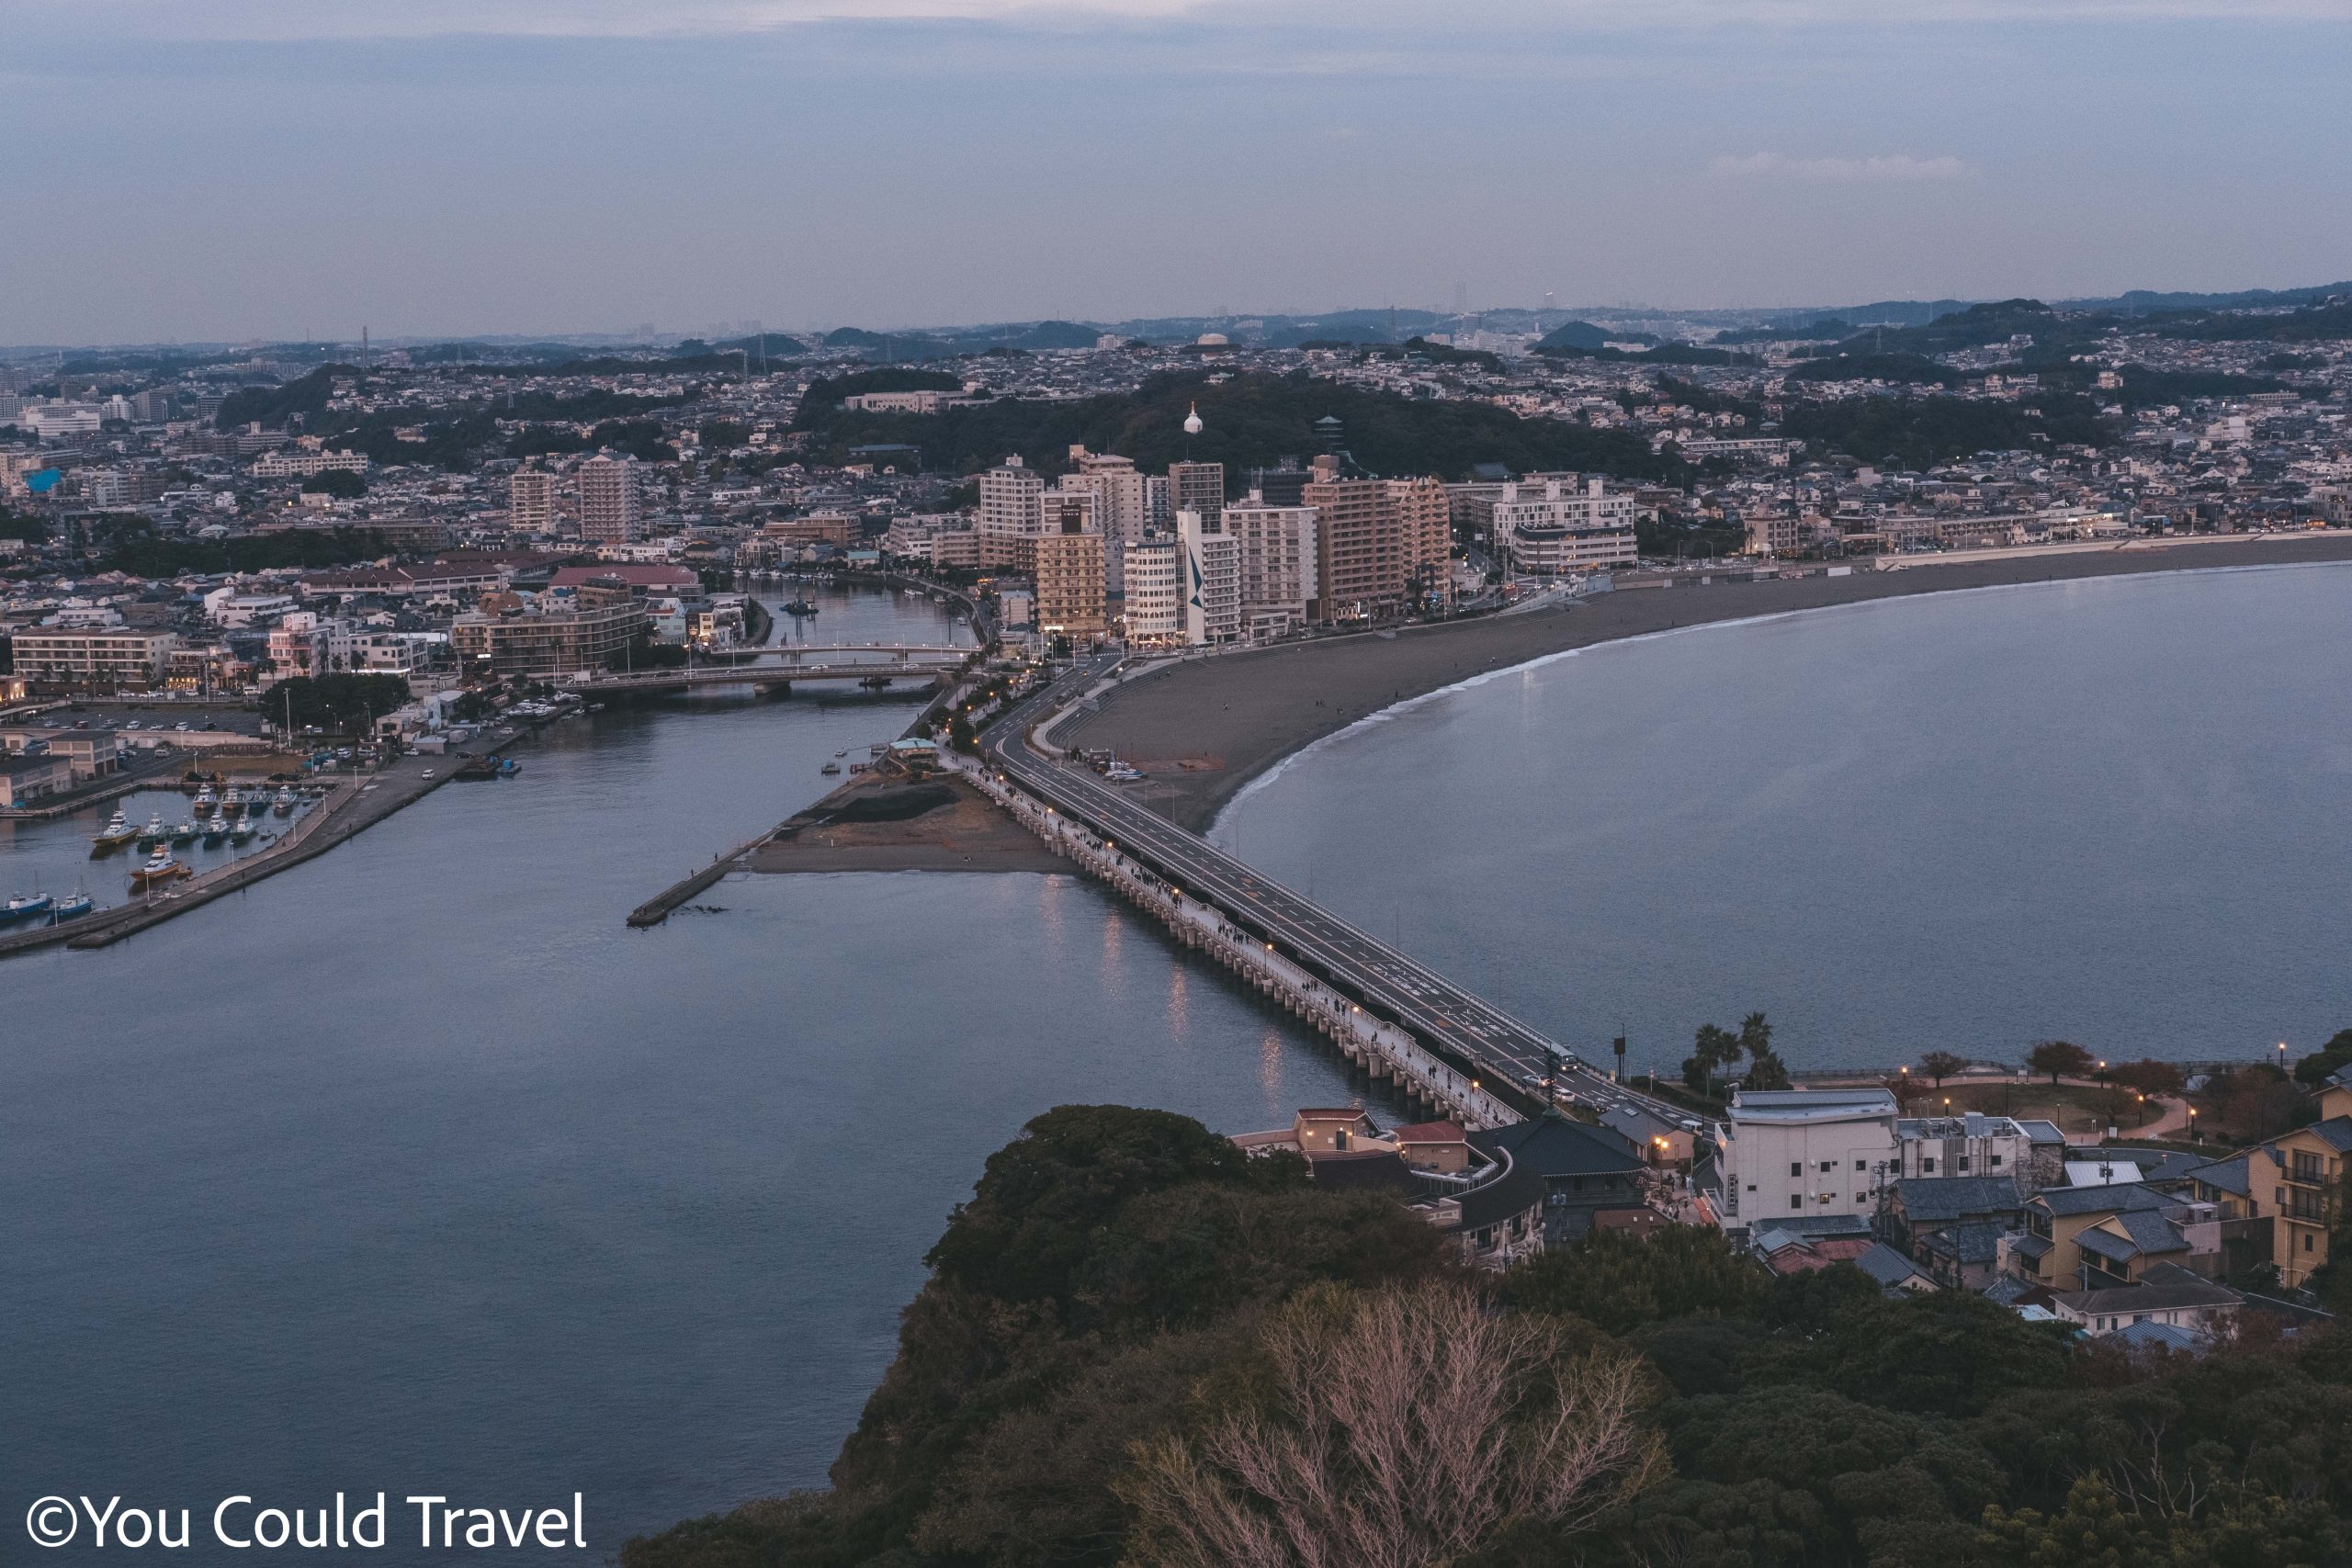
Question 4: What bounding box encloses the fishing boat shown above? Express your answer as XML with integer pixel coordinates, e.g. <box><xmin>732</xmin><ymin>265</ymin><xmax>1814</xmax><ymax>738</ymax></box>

<box><xmin>130</xmin><ymin>851</ymin><xmax>191</xmax><ymax>887</ymax></box>
<box><xmin>136</xmin><ymin>815</ymin><xmax>169</xmax><ymax>849</ymax></box>
<box><xmin>92</xmin><ymin>809</ymin><xmax>141</xmax><ymax>854</ymax></box>
<box><xmin>50</xmin><ymin>891</ymin><xmax>95</xmax><ymax>921</ymax></box>
<box><xmin>3</xmin><ymin>891</ymin><xmax>52</xmax><ymax>919</ymax></box>
<box><xmin>229</xmin><ymin>816</ymin><xmax>257</xmax><ymax>844</ymax></box>
<box><xmin>169</xmin><ymin>820</ymin><xmax>199</xmax><ymax>845</ymax></box>
<box><xmin>201</xmin><ymin>818</ymin><xmax>230</xmax><ymax>846</ymax></box>
<box><xmin>273</xmin><ymin>787</ymin><xmax>297</xmax><ymax>815</ymax></box>
<box><xmin>193</xmin><ymin>784</ymin><xmax>218</xmax><ymax>815</ymax></box>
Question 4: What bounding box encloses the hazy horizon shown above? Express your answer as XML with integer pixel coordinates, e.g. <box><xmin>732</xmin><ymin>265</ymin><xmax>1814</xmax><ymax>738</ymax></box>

<box><xmin>5</xmin><ymin>0</ymin><xmax>2347</xmax><ymax>344</ymax></box>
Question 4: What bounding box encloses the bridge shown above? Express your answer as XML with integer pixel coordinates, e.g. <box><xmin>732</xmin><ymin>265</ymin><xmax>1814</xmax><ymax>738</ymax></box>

<box><xmin>972</xmin><ymin>657</ymin><xmax>1701</xmax><ymax>1134</ymax></box>
<box><xmin>574</xmin><ymin>643</ymin><xmax>978</xmax><ymax>695</ymax></box>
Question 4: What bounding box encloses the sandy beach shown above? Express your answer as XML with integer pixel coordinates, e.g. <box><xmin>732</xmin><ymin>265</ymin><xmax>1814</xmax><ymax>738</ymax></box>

<box><xmin>1056</xmin><ymin>532</ymin><xmax>2352</xmax><ymax>832</ymax></box>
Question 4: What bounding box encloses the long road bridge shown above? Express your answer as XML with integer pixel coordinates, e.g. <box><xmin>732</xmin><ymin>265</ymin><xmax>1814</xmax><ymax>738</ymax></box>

<box><xmin>574</xmin><ymin>644</ymin><xmax>978</xmax><ymax>695</ymax></box>
<box><xmin>976</xmin><ymin>658</ymin><xmax>1700</xmax><ymax>1133</ymax></box>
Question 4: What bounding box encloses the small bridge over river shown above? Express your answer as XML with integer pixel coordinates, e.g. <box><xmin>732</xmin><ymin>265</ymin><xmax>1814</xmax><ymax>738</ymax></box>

<box><xmin>574</xmin><ymin>643</ymin><xmax>977</xmax><ymax>696</ymax></box>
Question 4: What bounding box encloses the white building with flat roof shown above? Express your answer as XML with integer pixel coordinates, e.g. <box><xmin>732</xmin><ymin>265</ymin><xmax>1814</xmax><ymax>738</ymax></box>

<box><xmin>1123</xmin><ymin>536</ymin><xmax>1182</xmax><ymax>644</ymax></box>
<box><xmin>1718</xmin><ymin>1088</ymin><xmax>1899</xmax><ymax>1225</ymax></box>
<box><xmin>1178</xmin><ymin>508</ymin><xmax>1238</xmax><ymax>646</ymax></box>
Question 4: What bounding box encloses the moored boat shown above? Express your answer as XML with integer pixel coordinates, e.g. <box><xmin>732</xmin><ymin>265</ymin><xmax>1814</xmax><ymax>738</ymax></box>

<box><xmin>169</xmin><ymin>820</ymin><xmax>198</xmax><ymax>845</ymax></box>
<box><xmin>3</xmin><ymin>890</ymin><xmax>53</xmax><ymax>919</ymax></box>
<box><xmin>51</xmin><ymin>892</ymin><xmax>95</xmax><ymax>921</ymax></box>
<box><xmin>202</xmin><ymin>818</ymin><xmax>230</xmax><ymax>845</ymax></box>
<box><xmin>130</xmin><ymin>851</ymin><xmax>191</xmax><ymax>887</ymax></box>
<box><xmin>229</xmin><ymin>816</ymin><xmax>257</xmax><ymax>844</ymax></box>
<box><xmin>92</xmin><ymin>809</ymin><xmax>141</xmax><ymax>854</ymax></box>
<box><xmin>193</xmin><ymin>785</ymin><xmax>218</xmax><ymax>815</ymax></box>
<box><xmin>136</xmin><ymin>815</ymin><xmax>169</xmax><ymax>848</ymax></box>
<box><xmin>273</xmin><ymin>787</ymin><xmax>297</xmax><ymax>815</ymax></box>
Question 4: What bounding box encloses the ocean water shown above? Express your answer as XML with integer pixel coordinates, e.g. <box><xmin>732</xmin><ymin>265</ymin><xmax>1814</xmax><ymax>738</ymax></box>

<box><xmin>1219</xmin><ymin>563</ymin><xmax>2352</xmax><ymax>1075</ymax></box>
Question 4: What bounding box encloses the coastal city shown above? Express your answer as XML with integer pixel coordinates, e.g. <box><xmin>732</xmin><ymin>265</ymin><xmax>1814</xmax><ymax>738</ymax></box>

<box><xmin>10</xmin><ymin>0</ymin><xmax>2352</xmax><ymax>1561</ymax></box>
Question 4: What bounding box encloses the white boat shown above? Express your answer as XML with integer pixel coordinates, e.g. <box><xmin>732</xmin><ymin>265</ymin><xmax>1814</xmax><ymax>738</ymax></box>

<box><xmin>273</xmin><ymin>787</ymin><xmax>297</xmax><ymax>815</ymax></box>
<box><xmin>130</xmin><ymin>850</ymin><xmax>190</xmax><ymax>887</ymax></box>
<box><xmin>229</xmin><ymin>816</ymin><xmax>257</xmax><ymax>844</ymax></box>
<box><xmin>193</xmin><ymin>785</ymin><xmax>218</xmax><ymax>815</ymax></box>
<box><xmin>92</xmin><ymin>809</ymin><xmax>140</xmax><ymax>852</ymax></box>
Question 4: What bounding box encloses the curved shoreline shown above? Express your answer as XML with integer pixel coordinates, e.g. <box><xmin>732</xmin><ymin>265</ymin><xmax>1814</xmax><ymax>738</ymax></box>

<box><xmin>1054</xmin><ymin>534</ymin><xmax>2352</xmax><ymax>834</ymax></box>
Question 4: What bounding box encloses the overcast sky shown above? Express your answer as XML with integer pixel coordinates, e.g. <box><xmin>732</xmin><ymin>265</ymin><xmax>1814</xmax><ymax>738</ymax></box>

<box><xmin>3</xmin><ymin>0</ymin><xmax>2347</xmax><ymax>344</ymax></box>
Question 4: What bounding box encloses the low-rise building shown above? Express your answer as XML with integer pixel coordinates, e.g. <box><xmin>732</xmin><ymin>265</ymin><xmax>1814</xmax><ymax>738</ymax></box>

<box><xmin>1717</xmin><ymin>1088</ymin><xmax>1899</xmax><ymax>1225</ymax></box>
<box><xmin>451</xmin><ymin>596</ymin><xmax>646</xmax><ymax>679</ymax></box>
<box><xmin>9</xmin><ymin>628</ymin><xmax>177</xmax><ymax>689</ymax></box>
<box><xmin>0</xmin><ymin>750</ymin><xmax>75</xmax><ymax>807</ymax></box>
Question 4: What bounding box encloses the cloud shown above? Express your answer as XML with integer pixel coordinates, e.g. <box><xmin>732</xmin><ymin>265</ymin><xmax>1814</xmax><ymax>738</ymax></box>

<box><xmin>1711</xmin><ymin>152</ymin><xmax>1969</xmax><ymax>182</ymax></box>
<box><xmin>17</xmin><ymin>0</ymin><xmax>2349</xmax><ymax>40</ymax></box>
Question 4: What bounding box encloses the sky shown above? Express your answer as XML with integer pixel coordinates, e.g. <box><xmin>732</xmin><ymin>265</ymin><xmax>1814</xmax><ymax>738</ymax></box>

<box><xmin>1</xmin><ymin>0</ymin><xmax>2347</xmax><ymax>344</ymax></box>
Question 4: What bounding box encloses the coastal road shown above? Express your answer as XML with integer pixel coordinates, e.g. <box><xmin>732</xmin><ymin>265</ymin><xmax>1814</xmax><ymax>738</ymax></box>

<box><xmin>981</xmin><ymin>660</ymin><xmax>1698</xmax><ymax>1132</ymax></box>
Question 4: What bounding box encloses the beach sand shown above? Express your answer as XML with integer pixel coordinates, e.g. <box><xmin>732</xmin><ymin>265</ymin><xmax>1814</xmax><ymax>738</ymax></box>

<box><xmin>1055</xmin><ymin>533</ymin><xmax>2352</xmax><ymax>832</ymax></box>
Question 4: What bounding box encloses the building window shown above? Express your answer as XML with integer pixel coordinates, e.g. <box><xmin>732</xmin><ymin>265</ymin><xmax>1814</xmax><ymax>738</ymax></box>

<box><xmin>1923</xmin><ymin>1157</ymin><xmax>1937</xmax><ymax>1173</ymax></box>
<box><xmin>1820</xmin><ymin>1160</ymin><xmax>1834</xmax><ymax>1173</ymax></box>
<box><xmin>1791</xmin><ymin>1162</ymin><xmax>1803</xmax><ymax>1178</ymax></box>
<box><xmin>1957</xmin><ymin>1156</ymin><xmax>1970</xmax><ymax>1172</ymax></box>
<box><xmin>1791</xmin><ymin>1196</ymin><xmax>1804</xmax><ymax>1211</ymax></box>
<box><xmin>1746</xmin><ymin>1183</ymin><xmax>1757</xmax><ymax>1192</ymax></box>
<box><xmin>1854</xmin><ymin>1159</ymin><xmax>1866</xmax><ymax>1171</ymax></box>
<box><xmin>1990</xmin><ymin>1154</ymin><xmax>2003</xmax><ymax>1168</ymax></box>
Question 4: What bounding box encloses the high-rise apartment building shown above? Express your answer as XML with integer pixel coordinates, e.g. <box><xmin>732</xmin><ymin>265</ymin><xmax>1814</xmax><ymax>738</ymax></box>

<box><xmin>578</xmin><ymin>452</ymin><xmax>641</xmax><ymax>544</ymax></box>
<box><xmin>1224</xmin><ymin>491</ymin><xmax>1320</xmax><ymax>622</ymax></box>
<box><xmin>1178</xmin><ymin>508</ymin><xmax>1239</xmax><ymax>646</ymax></box>
<box><xmin>1023</xmin><ymin>511</ymin><xmax>1106</xmax><ymax>637</ymax></box>
<box><xmin>1479</xmin><ymin>476</ymin><xmax>1637</xmax><ymax>576</ymax></box>
<box><xmin>1169</xmin><ymin>461</ymin><xmax>1225</xmax><ymax>532</ymax></box>
<box><xmin>1386</xmin><ymin>476</ymin><xmax>1455</xmax><ymax>611</ymax></box>
<box><xmin>977</xmin><ymin>456</ymin><xmax>1045</xmax><ymax>568</ymax></box>
<box><xmin>1063</xmin><ymin>447</ymin><xmax>1150</xmax><ymax>595</ymax></box>
<box><xmin>1122</xmin><ymin>537</ymin><xmax>1182</xmax><ymax>644</ymax></box>
<box><xmin>1301</xmin><ymin>457</ymin><xmax>1452</xmax><ymax>621</ymax></box>
<box><xmin>510</xmin><ymin>468</ymin><xmax>557</xmax><ymax>535</ymax></box>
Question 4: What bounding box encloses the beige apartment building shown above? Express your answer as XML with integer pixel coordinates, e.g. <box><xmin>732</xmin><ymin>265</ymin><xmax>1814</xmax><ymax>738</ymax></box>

<box><xmin>1021</xmin><ymin>516</ymin><xmax>1106</xmax><ymax>637</ymax></box>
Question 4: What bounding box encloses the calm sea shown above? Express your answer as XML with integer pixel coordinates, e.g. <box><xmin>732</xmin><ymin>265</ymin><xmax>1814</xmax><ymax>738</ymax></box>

<box><xmin>1219</xmin><ymin>562</ymin><xmax>2352</xmax><ymax>1076</ymax></box>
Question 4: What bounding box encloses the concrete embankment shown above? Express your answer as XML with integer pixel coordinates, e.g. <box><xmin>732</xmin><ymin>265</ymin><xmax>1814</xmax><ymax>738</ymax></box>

<box><xmin>1057</xmin><ymin>533</ymin><xmax>2352</xmax><ymax>831</ymax></box>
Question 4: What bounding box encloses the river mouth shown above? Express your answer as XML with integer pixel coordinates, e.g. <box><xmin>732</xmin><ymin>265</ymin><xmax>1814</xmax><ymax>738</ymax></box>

<box><xmin>0</xmin><ymin>585</ymin><xmax>1375</xmax><ymax>1557</ymax></box>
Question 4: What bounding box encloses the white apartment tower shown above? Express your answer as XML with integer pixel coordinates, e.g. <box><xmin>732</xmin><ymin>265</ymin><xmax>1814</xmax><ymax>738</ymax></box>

<box><xmin>1122</xmin><ymin>537</ymin><xmax>1182</xmax><ymax>644</ymax></box>
<box><xmin>578</xmin><ymin>452</ymin><xmax>642</xmax><ymax>544</ymax></box>
<box><xmin>1178</xmin><ymin>508</ymin><xmax>1239</xmax><ymax>646</ymax></box>
<box><xmin>977</xmin><ymin>456</ymin><xmax>1045</xmax><ymax>569</ymax></box>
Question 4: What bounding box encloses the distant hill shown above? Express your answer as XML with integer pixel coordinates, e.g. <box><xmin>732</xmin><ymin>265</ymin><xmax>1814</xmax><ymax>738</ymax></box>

<box><xmin>795</xmin><ymin>370</ymin><xmax>1687</xmax><ymax>486</ymax></box>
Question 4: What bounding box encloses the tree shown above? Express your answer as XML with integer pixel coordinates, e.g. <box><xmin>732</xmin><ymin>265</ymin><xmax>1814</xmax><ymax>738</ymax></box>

<box><xmin>1497</xmin><ymin>1224</ymin><xmax>1764</xmax><ymax>1337</ymax></box>
<box><xmin>2028</xmin><ymin>1039</ymin><xmax>2096</xmax><ymax>1085</ymax></box>
<box><xmin>1683</xmin><ymin>1022</ymin><xmax>1742</xmax><ymax>1097</ymax></box>
<box><xmin>1918</xmin><ymin>1050</ymin><xmax>1966</xmax><ymax>1088</ymax></box>
<box><xmin>922</xmin><ymin>1105</ymin><xmax>1254</xmax><ymax>1305</ymax></box>
<box><xmin>2110</xmin><ymin>1057</ymin><xmax>2186</xmax><ymax>1099</ymax></box>
<box><xmin>268</xmin><ymin>672</ymin><xmax>413</xmax><ymax>734</ymax></box>
<box><xmin>1118</xmin><ymin>1281</ymin><xmax>1666</xmax><ymax>1568</ymax></box>
<box><xmin>300</xmin><ymin>467</ymin><xmax>367</xmax><ymax>499</ymax></box>
<box><xmin>1736</xmin><ymin>1013</ymin><xmax>1789</xmax><ymax>1090</ymax></box>
<box><xmin>2294</xmin><ymin>1029</ymin><xmax>2352</xmax><ymax>1089</ymax></box>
